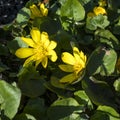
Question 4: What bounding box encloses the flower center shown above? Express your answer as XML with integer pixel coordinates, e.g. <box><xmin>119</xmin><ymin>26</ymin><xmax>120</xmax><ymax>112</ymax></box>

<box><xmin>74</xmin><ymin>63</ymin><xmax>84</xmax><ymax>75</ymax></box>
<box><xmin>34</xmin><ymin>44</ymin><xmax>48</xmax><ymax>60</ymax></box>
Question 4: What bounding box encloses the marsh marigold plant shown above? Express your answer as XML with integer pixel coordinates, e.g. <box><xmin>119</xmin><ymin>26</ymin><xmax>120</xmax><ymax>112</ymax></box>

<box><xmin>15</xmin><ymin>27</ymin><xmax>57</xmax><ymax>68</ymax></box>
<box><xmin>59</xmin><ymin>47</ymin><xmax>87</xmax><ymax>83</ymax></box>
<box><xmin>30</xmin><ymin>3</ymin><xmax>48</xmax><ymax>19</ymax></box>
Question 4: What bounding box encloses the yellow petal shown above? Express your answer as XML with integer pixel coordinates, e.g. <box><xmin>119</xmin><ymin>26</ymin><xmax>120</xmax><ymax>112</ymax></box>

<box><xmin>30</xmin><ymin>27</ymin><xmax>41</xmax><ymax>44</ymax></box>
<box><xmin>73</xmin><ymin>47</ymin><xmax>81</xmax><ymax>62</ymax></box>
<box><xmin>41</xmin><ymin>32</ymin><xmax>50</xmax><ymax>48</ymax></box>
<box><xmin>48</xmin><ymin>41</ymin><xmax>57</xmax><ymax>50</ymax></box>
<box><xmin>61</xmin><ymin>52</ymin><xmax>75</xmax><ymax>65</ymax></box>
<box><xmin>79</xmin><ymin>51</ymin><xmax>87</xmax><ymax>63</ymax></box>
<box><xmin>93</xmin><ymin>6</ymin><xmax>106</xmax><ymax>15</ymax></box>
<box><xmin>48</xmin><ymin>50</ymin><xmax>57</xmax><ymax>62</ymax></box>
<box><xmin>41</xmin><ymin>57</ymin><xmax>48</xmax><ymax>68</ymax></box>
<box><xmin>59</xmin><ymin>64</ymin><xmax>74</xmax><ymax>72</ymax></box>
<box><xmin>30</xmin><ymin>4</ymin><xmax>41</xmax><ymax>17</ymax></box>
<box><xmin>60</xmin><ymin>73</ymin><xmax>77</xmax><ymax>83</ymax></box>
<box><xmin>15</xmin><ymin>48</ymin><xmax>34</xmax><ymax>58</ymax></box>
<box><xmin>21</xmin><ymin>37</ymin><xmax>35</xmax><ymax>47</ymax></box>
<box><xmin>40</xmin><ymin>3</ymin><xmax>48</xmax><ymax>16</ymax></box>
<box><xmin>23</xmin><ymin>55</ymin><xmax>35</xmax><ymax>67</ymax></box>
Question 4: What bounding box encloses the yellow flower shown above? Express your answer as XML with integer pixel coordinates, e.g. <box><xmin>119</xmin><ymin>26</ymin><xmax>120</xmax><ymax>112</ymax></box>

<box><xmin>30</xmin><ymin>3</ymin><xmax>48</xmax><ymax>18</ymax></box>
<box><xmin>93</xmin><ymin>6</ymin><xmax>106</xmax><ymax>16</ymax></box>
<box><xmin>59</xmin><ymin>47</ymin><xmax>87</xmax><ymax>83</ymax></box>
<box><xmin>15</xmin><ymin>28</ymin><xmax>57</xmax><ymax>68</ymax></box>
<box><xmin>98</xmin><ymin>0</ymin><xmax>107</xmax><ymax>7</ymax></box>
<box><xmin>87</xmin><ymin>6</ymin><xmax>106</xmax><ymax>17</ymax></box>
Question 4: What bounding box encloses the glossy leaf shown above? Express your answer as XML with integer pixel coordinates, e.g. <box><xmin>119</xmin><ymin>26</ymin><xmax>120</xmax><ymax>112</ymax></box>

<box><xmin>82</xmin><ymin>76</ymin><xmax>117</xmax><ymax>110</ymax></box>
<box><xmin>114</xmin><ymin>78</ymin><xmax>120</xmax><ymax>92</ymax></box>
<box><xmin>18</xmin><ymin>64</ymin><xmax>46</xmax><ymax>97</ymax></box>
<box><xmin>60</xmin><ymin>0</ymin><xmax>85</xmax><ymax>21</ymax></box>
<box><xmin>74</xmin><ymin>90</ymin><xmax>93</xmax><ymax>109</ymax></box>
<box><xmin>7</xmin><ymin>37</ymin><xmax>28</xmax><ymax>54</ymax></box>
<box><xmin>47</xmin><ymin>98</ymin><xmax>84</xmax><ymax>120</ymax></box>
<box><xmin>86</xmin><ymin>15</ymin><xmax>109</xmax><ymax>30</ymax></box>
<box><xmin>86</xmin><ymin>47</ymin><xmax>117</xmax><ymax>76</ymax></box>
<box><xmin>99</xmin><ymin>48</ymin><xmax>117</xmax><ymax>76</ymax></box>
<box><xmin>16</xmin><ymin>7</ymin><xmax>31</xmax><ymax>27</ymax></box>
<box><xmin>0</xmin><ymin>80</ymin><xmax>21</xmax><ymax>119</ymax></box>
<box><xmin>86</xmin><ymin>46</ymin><xmax>105</xmax><ymax>76</ymax></box>
<box><xmin>23</xmin><ymin>98</ymin><xmax>47</xmax><ymax>120</ymax></box>
<box><xmin>91</xmin><ymin>106</ymin><xmax>120</xmax><ymax>120</ymax></box>
<box><xmin>95</xmin><ymin>29</ymin><xmax>120</xmax><ymax>50</ymax></box>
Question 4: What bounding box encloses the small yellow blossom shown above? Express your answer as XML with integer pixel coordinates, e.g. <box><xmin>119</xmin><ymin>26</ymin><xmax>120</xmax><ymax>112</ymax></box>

<box><xmin>30</xmin><ymin>3</ymin><xmax>48</xmax><ymax>18</ymax></box>
<box><xmin>87</xmin><ymin>6</ymin><xmax>106</xmax><ymax>17</ymax></box>
<box><xmin>59</xmin><ymin>47</ymin><xmax>87</xmax><ymax>83</ymax></box>
<box><xmin>15</xmin><ymin>27</ymin><xmax>57</xmax><ymax>68</ymax></box>
<box><xmin>99</xmin><ymin>0</ymin><xmax>107</xmax><ymax>7</ymax></box>
<box><xmin>93</xmin><ymin>6</ymin><xmax>106</xmax><ymax>16</ymax></box>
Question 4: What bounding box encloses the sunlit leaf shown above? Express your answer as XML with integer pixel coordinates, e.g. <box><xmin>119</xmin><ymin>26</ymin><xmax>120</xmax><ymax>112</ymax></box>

<box><xmin>95</xmin><ymin>29</ymin><xmax>120</xmax><ymax>50</ymax></box>
<box><xmin>16</xmin><ymin>7</ymin><xmax>31</xmax><ymax>27</ymax></box>
<box><xmin>86</xmin><ymin>15</ymin><xmax>109</xmax><ymax>30</ymax></box>
<box><xmin>60</xmin><ymin>0</ymin><xmax>85</xmax><ymax>21</ymax></box>
<box><xmin>91</xmin><ymin>106</ymin><xmax>120</xmax><ymax>120</ymax></box>
<box><xmin>0</xmin><ymin>80</ymin><xmax>21</xmax><ymax>119</ymax></box>
<box><xmin>47</xmin><ymin>98</ymin><xmax>84</xmax><ymax>120</ymax></box>
<box><xmin>114</xmin><ymin>78</ymin><xmax>120</xmax><ymax>92</ymax></box>
<box><xmin>74</xmin><ymin>90</ymin><xmax>93</xmax><ymax>109</ymax></box>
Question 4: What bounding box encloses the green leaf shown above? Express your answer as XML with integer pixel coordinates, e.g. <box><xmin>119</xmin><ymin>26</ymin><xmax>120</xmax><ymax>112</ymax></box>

<box><xmin>91</xmin><ymin>106</ymin><xmax>120</xmax><ymax>120</ymax></box>
<box><xmin>74</xmin><ymin>90</ymin><xmax>93</xmax><ymax>109</ymax></box>
<box><xmin>86</xmin><ymin>15</ymin><xmax>110</xmax><ymax>30</ymax></box>
<box><xmin>47</xmin><ymin>98</ymin><xmax>84</xmax><ymax>120</ymax></box>
<box><xmin>23</xmin><ymin>98</ymin><xmax>47</xmax><ymax>120</ymax></box>
<box><xmin>0</xmin><ymin>80</ymin><xmax>21</xmax><ymax>119</ymax></box>
<box><xmin>13</xmin><ymin>113</ymin><xmax>36</xmax><ymax>120</ymax></box>
<box><xmin>18</xmin><ymin>64</ymin><xmax>46</xmax><ymax>97</ymax></box>
<box><xmin>86</xmin><ymin>46</ymin><xmax>105</xmax><ymax>76</ymax></box>
<box><xmin>99</xmin><ymin>48</ymin><xmax>117</xmax><ymax>76</ymax></box>
<box><xmin>55</xmin><ymin>30</ymin><xmax>73</xmax><ymax>51</ymax></box>
<box><xmin>50</xmin><ymin>76</ymin><xmax>75</xmax><ymax>91</ymax></box>
<box><xmin>95</xmin><ymin>29</ymin><xmax>120</xmax><ymax>50</ymax></box>
<box><xmin>113</xmin><ymin>18</ymin><xmax>120</xmax><ymax>35</ymax></box>
<box><xmin>60</xmin><ymin>0</ymin><xmax>85</xmax><ymax>21</ymax></box>
<box><xmin>7</xmin><ymin>37</ymin><xmax>28</xmax><ymax>54</ymax></box>
<box><xmin>114</xmin><ymin>78</ymin><xmax>120</xmax><ymax>92</ymax></box>
<box><xmin>82</xmin><ymin>76</ymin><xmax>117</xmax><ymax>110</ymax></box>
<box><xmin>33</xmin><ymin>17</ymin><xmax>61</xmax><ymax>35</ymax></box>
<box><xmin>16</xmin><ymin>7</ymin><xmax>31</xmax><ymax>27</ymax></box>
<box><xmin>86</xmin><ymin>47</ymin><xmax>117</xmax><ymax>76</ymax></box>
<box><xmin>44</xmin><ymin>81</ymin><xmax>72</xmax><ymax>98</ymax></box>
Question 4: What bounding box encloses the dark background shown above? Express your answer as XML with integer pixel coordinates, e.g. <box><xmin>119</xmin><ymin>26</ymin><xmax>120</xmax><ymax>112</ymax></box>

<box><xmin>0</xmin><ymin>0</ymin><xmax>29</xmax><ymax>25</ymax></box>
